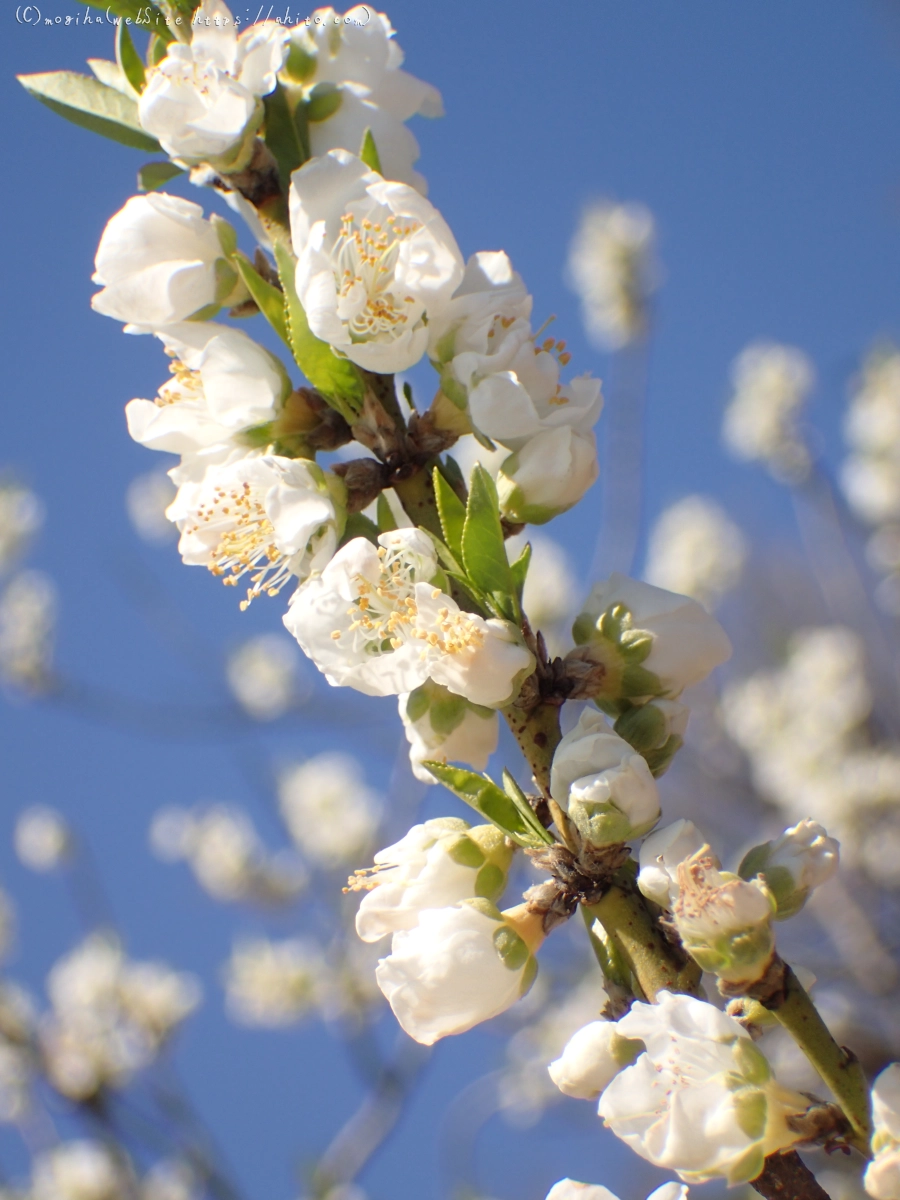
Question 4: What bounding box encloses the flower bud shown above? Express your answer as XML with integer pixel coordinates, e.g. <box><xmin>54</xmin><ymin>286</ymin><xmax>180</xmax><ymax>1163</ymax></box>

<box><xmin>548</xmin><ymin>1019</ymin><xmax>643</xmax><ymax>1100</ymax></box>
<box><xmin>673</xmin><ymin>850</ymin><xmax>776</xmax><ymax>986</ymax></box>
<box><xmin>550</xmin><ymin>708</ymin><xmax>660</xmax><ymax>847</ymax></box>
<box><xmin>614</xmin><ymin>698</ymin><xmax>690</xmax><ymax>776</ymax></box>
<box><xmin>399</xmin><ymin>682</ymin><xmax>499</xmax><ymax>783</ymax></box>
<box><xmin>570</xmin><ymin>573</ymin><xmax>732</xmax><ymax>702</ymax></box>
<box><xmin>353</xmin><ymin>819</ymin><xmax>514</xmax><ymax>943</ymax></box>
<box><xmin>497</xmin><ymin>427</ymin><xmax>598</xmax><ymax>525</ymax></box>
<box><xmin>92</xmin><ymin>194</ymin><xmax>240</xmax><ymax>331</ymax></box>
<box><xmin>637</xmin><ymin>819</ymin><xmax>708</xmax><ymax>909</ymax></box>
<box><xmin>866</xmin><ymin>1064</ymin><xmax>900</xmax><ymax>1200</ymax></box>
<box><xmin>738</xmin><ymin>819</ymin><xmax>839</xmax><ymax>920</ymax></box>
<box><xmin>374</xmin><ymin>898</ymin><xmax>540</xmax><ymax>1044</ymax></box>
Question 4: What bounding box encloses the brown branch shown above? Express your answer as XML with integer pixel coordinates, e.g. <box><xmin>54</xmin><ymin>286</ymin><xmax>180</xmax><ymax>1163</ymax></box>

<box><xmin>751</xmin><ymin>1150</ymin><xmax>832</xmax><ymax>1200</ymax></box>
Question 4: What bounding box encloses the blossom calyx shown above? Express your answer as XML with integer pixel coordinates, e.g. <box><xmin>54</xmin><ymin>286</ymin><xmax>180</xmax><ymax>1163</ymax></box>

<box><xmin>570</xmin><ymin>573</ymin><xmax>732</xmax><ymax>704</ymax></box>
<box><xmin>549</xmin><ymin>708</ymin><xmax>661</xmax><ymax>847</ymax></box>
<box><xmin>613</xmin><ymin>698</ymin><xmax>690</xmax><ymax>777</ymax></box>
<box><xmin>673</xmin><ymin>849</ymin><xmax>776</xmax><ymax>986</ymax></box>
<box><xmin>738</xmin><ymin>819</ymin><xmax>839</xmax><ymax>920</ymax></box>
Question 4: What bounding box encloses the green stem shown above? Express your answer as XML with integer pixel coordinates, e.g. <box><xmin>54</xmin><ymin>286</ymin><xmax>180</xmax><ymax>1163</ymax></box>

<box><xmin>767</xmin><ymin>964</ymin><xmax>871</xmax><ymax>1152</ymax></box>
<box><xmin>584</xmin><ymin>874</ymin><xmax>703</xmax><ymax>1001</ymax></box>
<box><xmin>393</xmin><ymin>467</ymin><xmax>443</xmax><ymax>539</ymax></box>
<box><xmin>503</xmin><ymin>702</ymin><xmax>562</xmax><ymax>796</ymax></box>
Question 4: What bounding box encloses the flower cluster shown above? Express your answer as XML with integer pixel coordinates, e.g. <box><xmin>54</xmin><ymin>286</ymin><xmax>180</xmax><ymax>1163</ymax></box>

<box><xmin>722</xmin><ymin>341</ymin><xmax>814</xmax><ymax>482</ymax></box>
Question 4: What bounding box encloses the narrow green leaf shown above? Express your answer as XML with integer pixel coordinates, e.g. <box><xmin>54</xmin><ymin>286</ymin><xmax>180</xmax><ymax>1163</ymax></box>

<box><xmin>138</xmin><ymin>161</ymin><xmax>184</xmax><ymax>192</ymax></box>
<box><xmin>82</xmin><ymin>0</ymin><xmax>175</xmax><ymax>42</ymax></box>
<box><xmin>272</xmin><ymin>241</ymin><xmax>365</xmax><ymax>422</ymax></box>
<box><xmin>501</xmin><ymin>768</ymin><xmax>555</xmax><ymax>845</ymax></box>
<box><xmin>233</xmin><ymin>253</ymin><xmax>289</xmax><ymax>348</ymax></box>
<box><xmin>359</xmin><ymin>127</ymin><xmax>382</xmax><ymax>174</ymax></box>
<box><xmin>509</xmin><ymin>541</ymin><xmax>532</xmax><ymax>602</ymax></box>
<box><xmin>433</xmin><ymin>468</ymin><xmax>466</xmax><ymax>560</ymax></box>
<box><xmin>263</xmin><ymin>83</ymin><xmax>306</xmax><ymax>190</ymax></box>
<box><xmin>462</xmin><ymin>465</ymin><xmax>517</xmax><ymax>615</ymax></box>
<box><xmin>87</xmin><ymin>59</ymin><xmax>132</xmax><ymax>96</ymax></box>
<box><xmin>18</xmin><ymin>71</ymin><xmax>161</xmax><ymax>153</ymax></box>
<box><xmin>424</xmin><ymin>762</ymin><xmax>553</xmax><ymax>848</ymax></box>
<box><xmin>376</xmin><ymin>493</ymin><xmax>397</xmax><ymax>533</ymax></box>
<box><xmin>116</xmin><ymin>21</ymin><xmax>146</xmax><ymax>93</ymax></box>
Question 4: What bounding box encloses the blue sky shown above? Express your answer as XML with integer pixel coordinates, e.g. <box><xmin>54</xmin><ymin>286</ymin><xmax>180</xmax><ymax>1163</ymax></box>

<box><xmin>3</xmin><ymin>2</ymin><xmax>900</xmax><ymax>1197</ymax></box>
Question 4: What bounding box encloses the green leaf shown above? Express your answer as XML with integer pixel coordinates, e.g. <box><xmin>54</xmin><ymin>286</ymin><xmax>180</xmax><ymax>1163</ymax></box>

<box><xmin>359</xmin><ymin>127</ymin><xmax>382</xmax><ymax>173</ymax></box>
<box><xmin>501</xmin><ymin>769</ymin><xmax>556</xmax><ymax>846</ymax></box>
<box><xmin>87</xmin><ymin>59</ymin><xmax>132</xmax><ymax>96</ymax></box>
<box><xmin>509</xmin><ymin>541</ymin><xmax>531</xmax><ymax>602</ymax></box>
<box><xmin>340</xmin><ymin>512</ymin><xmax>378</xmax><ymax>546</ymax></box>
<box><xmin>272</xmin><ymin>241</ymin><xmax>365</xmax><ymax>422</ymax></box>
<box><xmin>263</xmin><ymin>83</ymin><xmax>307</xmax><ymax>191</ymax></box>
<box><xmin>424</xmin><ymin>763</ymin><xmax>553</xmax><ymax>849</ymax></box>
<box><xmin>233</xmin><ymin>253</ymin><xmax>289</xmax><ymax>348</ymax></box>
<box><xmin>462</xmin><ymin>465</ymin><xmax>518</xmax><ymax>619</ymax></box>
<box><xmin>293</xmin><ymin>99</ymin><xmax>311</xmax><ymax>165</ymax></box>
<box><xmin>376</xmin><ymin>493</ymin><xmax>397</xmax><ymax>533</ymax></box>
<box><xmin>116</xmin><ymin>21</ymin><xmax>146</xmax><ymax>93</ymax></box>
<box><xmin>433</xmin><ymin>468</ymin><xmax>466</xmax><ymax>560</ymax></box>
<box><xmin>138</xmin><ymin>161</ymin><xmax>184</xmax><ymax>192</ymax></box>
<box><xmin>82</xmin><ymin>0</ymin><xmax>175</xmax><ymax>42</ymax></box>
<box><xmin>17</xmin><ymin>71</ymin><xmax>162</xmax><ymax>153</ymax></box>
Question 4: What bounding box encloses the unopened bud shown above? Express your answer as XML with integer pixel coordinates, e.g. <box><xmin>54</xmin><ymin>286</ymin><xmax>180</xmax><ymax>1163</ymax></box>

<box><xmin>738</xmin><ymin>820</ymin><xmax>839</xmax><ymax>920</ymax></box>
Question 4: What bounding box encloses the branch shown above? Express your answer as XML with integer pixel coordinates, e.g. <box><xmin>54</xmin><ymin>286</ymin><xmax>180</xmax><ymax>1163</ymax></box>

<box><xmin>751</xmin><ymin>1150</ymin><xmax>832</xmax><ymax>1200</ymax></box>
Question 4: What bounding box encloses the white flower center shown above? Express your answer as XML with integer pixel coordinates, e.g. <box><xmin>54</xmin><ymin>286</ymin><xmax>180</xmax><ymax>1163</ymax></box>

<box><xmin>156</xmin><ymin>356</ymin><xmax>203</xmax><ymax>407</ymax></box>
<box><xmin>413</xmin><ymin>606</ymin><xmax>485</xmax><ymax>656</ymax></box>
<box><xmin>334</xmin><ymin>212</ymin><xmax>422</xmax><ymax>344</ymax></box>
<box><xmin>187</xmin><ymin>480</ymin><xmax>294</xmax><ymax>609</ymax></box>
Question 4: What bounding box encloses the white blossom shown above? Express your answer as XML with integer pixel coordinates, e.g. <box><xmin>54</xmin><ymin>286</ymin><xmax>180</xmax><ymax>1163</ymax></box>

<box><xmin>722</xmin><ymin>342</ymin><xmax>813</xmax><ymax>481</ymax></box>
<box><xmin>353</xmin><ymin>818</ymin><xmax>513</xmax><ymax>943</ymax></box>
<box><xmin>0</xmin><ymin>569</ymin><xmax>57</xmax><ymax>691</ymax></box>
<box><xmin>289</xmin><ymin>149</ymin><xmax>463</xmax><ymax>372</ymax></box>
<box><xmin>91</xmin><ymin>194</ymin><xmax>235</xmax><ymax>330</ymax></box>
<box><xmin>399</xmin><ymin>682</ymin><xmax>498</xmax><ymax>782</ymax></box>
<box><xmin>126</xmin><ymin>471</ymin><xmax>178</xmax><ymax>544</ymax></box>
<box><xmin>0</xmin><ymin>480</ymin><xmax>43</xmax><ymax>575</ymax></box>
<box><xmin>278</xmin><ymin>751</ymin><xmax>382</xmax><ymax>865</ymax></box>
<box><xmin>223</xmin><ymin>937</ymin><xmax>324</xmax><ymax>1027</ymax></box>
<box><xmin>149</xmin><ymin>804</ymin><xmax>306</xmax><ymax>905</ymax></box>
<box><xmin>546</xmin><ymin>1184</ymin><xmax>686</xmax><ymax>1200</ymax></box>
<box><xmin>548</xmin><ymin>1019</ymin><xmax>642</xmax><ymax>1101</ymax></box>
<box><xmin>227</xmin><ymin>632</ymin><xmax>305</xmax><ymax>719</ymax></box>
<box><xmin>167</xmin><ymin>454</ymin><xmax>342</xmax><ymax>609</ymax></box>
<box><xmin>598</xmin><ymin>991</ymin><xmax>807</xmax><ymax>1185</ymax></box>
<box><xmin>566</xmin><ymin>200</ymin><xmax>659</xmax><ymax>350</ymax></box>
<box><xmin>497</xmin><ymin>427</ymin><xmax>599</xmax><ymax>525</ymax></box>
<box><xmin>41</xmin><ymin>935</ymin><xmax>200</xmax><ymax>1100</ymax></box>
<box><xmin>284</xmin><ymin>528</ymin><xmax>533</xmax><ymax>705</ymax></box>
<box><xmin>286</xmin><ymin>7</ymin><xmax>443</xmax><ymax>192</ymax></box>
<box><xmin>739</xmin><ymin>819</ymin><xmax>839</xmax><ymax>919</ymax></box>
<box><xmin>375</xmin><ymin>899</ymin><xmax>541</xmax><ymax>1044</ymax></box>
<box><xmin>0</xmin><ymin>1042</ymin><xmax>30</xmax><ymax>1123</ymax></box>
<box><xmin>574</xmin><ymin>572</ymin><xmax>732</xmax><ymax>698</ymax></box>
<box><xmin>14</xmin><ymin>806</ymin><xmax>71</xmax><ymax>872</ymax></box>
<box><xmin>141</xmin><ymin>1161</ymin><xmax>199</xmax><ymax>1200</ymax></box>
<box><xmin>672</xmin><ymin>849</ymin><xmax>775</xmax><ymax>985</ymax></box>
<box><xmin>644</xmin><ymin>495</ymin><xmax>746</xmax><ymax>610</ymax></box>
<box><xmin>867</xmin><ymin>1064</ymin><xmax>900</xmax><ymax>1199</ymax></box>
<box><xmin>637</xmin><ymin>819</ymin><xmax>707</xmax><ymax>908</ymax></box>
<box><xmin>32</xmin><ymin>1142</ymin><xmax>130</xmax><ymax>1200</ymax></box>
<box><xmin>550</xmin><ymin>708</ymin><xmax>660</xmax><ymax>846</ymax></box>
<box><xmin>139</xmin><ymin>0</ymin><xmax>288</xmax><ymax>168</ymax></box>
<box><xmin>125</xmin><ymin>324</ymin><xmax>290</xmax><ymax>459</ymax></box>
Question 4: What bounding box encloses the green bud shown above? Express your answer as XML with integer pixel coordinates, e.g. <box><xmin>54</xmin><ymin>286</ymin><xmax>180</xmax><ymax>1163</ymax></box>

<box><xmin>614</xmin><ymin>704</ymin><xmax>667</xmax><ymax>753</ymax></box>
<box><xmin>306</xmin><ymin>81</ymin><xmax>343</xmax><ymax>122</ymax></box>
<box><xmin>283</xmin><ymin>42</ymin><xmax>316</xmax><ymax>83</ymax></box>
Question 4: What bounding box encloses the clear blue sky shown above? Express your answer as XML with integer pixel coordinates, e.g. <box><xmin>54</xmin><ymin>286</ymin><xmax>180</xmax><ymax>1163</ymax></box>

<box><xmin>3</xmin><ymin>2</ymin><xmax>900</xmax><ymax>1198</ymax></box>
